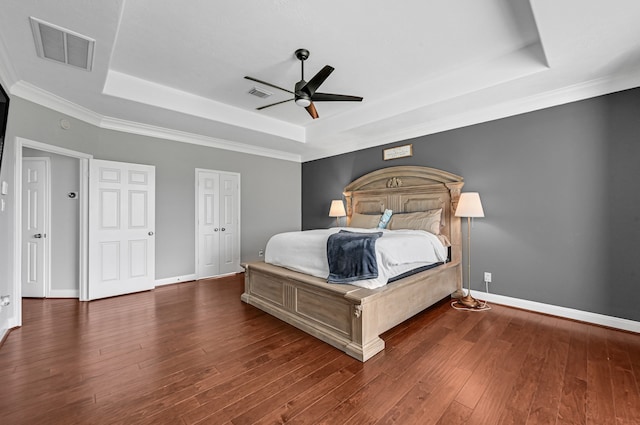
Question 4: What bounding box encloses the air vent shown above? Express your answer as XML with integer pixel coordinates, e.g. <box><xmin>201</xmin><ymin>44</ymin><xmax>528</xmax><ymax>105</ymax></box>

<box><xmin>248</xmin><ymin>86</ymin><xmax>272</xmax><ymax>98</ymax></box>
<box><xmin>29</xmin><ymin>17</ymin><xmax>94</xmax><ymax>71</ymax></box>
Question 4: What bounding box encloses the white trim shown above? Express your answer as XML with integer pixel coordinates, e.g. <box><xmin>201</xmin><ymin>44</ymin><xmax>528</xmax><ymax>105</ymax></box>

<box><xmin>100</xmin><ymin>116</ymin><xmax>301</xmax><ymax>162</ymax></box>
<box><xmin>78</xmin><ymin>159</ymin><xmax>90</xmax><ymax>301</ymax></box>
<box><xmin>194</xmin><ymin>170</ymin><xmax>201</xmax><ymax>280</ymax></box>
<box><xmin>44</xmin><ymin>158</ymin><xmax>52</xmax><ymax>299</ymax></box>
<box><xmin>471</xmin><ymin>290</ymin><xmax>640</xmax><ymax>334</ymax></box>
<box><xmin>47</xmin><ymin>289</ymin><xmax>80</xmax><ymax>298</ymax></box>
<box><xmin>154</xmin><ymin>272</ymin><xmax>240</xmax><ymax>287</ymax></box>
<box><xmin>301</xmin><ymin>72</ymin><xmax>640</xmax><ymax>162</ymax></box>
<box><xmin>11</xmin><ymin>81</ymin><xmax>301</xmax><ymax>163</ymax></box>
<box><xmin>11</xmin><ymin>81</ymin><xmax>103</xmax><ymax>126</ymax></box>
<box><xmin>11</xmin><ymin>66</ymin><xmax>640</xmax><ymax>164</ymax></box>
<box><xmin>20</xmin><ymin>139</ymin><xmax>93</xmax><ymax>160</ymax></box>
<box><xmin>14</xmin><ymin>138</ymin><xmax>93</xmax><ymax>327</ymax></box>
<box><xmin>155</xmin><ymin>274</ymin><xmax>197</xmax><ymax>287</ymax></box>
<box><xmin>13</xmin><ymin>141</ymin><xmax>24</xmax><ymax>327</ymax></box>
<box><xmin>202</xmin><ymin>272</ymin><xmax>240</xmax><ymax>280</ymax></box>
<box><xmin>237</xmin><ymin>173</ymin><xmax>242</xmax><ymax>274</ymax></box>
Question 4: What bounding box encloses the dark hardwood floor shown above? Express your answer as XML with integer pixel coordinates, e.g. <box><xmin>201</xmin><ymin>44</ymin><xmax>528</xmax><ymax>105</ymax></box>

<box><xmin>1</xmin><ymin>274</ymin><xmax>639</xmax><ymax>424</ymax></box>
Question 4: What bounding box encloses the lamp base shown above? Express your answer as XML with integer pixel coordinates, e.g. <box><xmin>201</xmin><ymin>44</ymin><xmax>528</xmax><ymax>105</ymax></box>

<box><xmin>457</xmin><ymin>293</ymin><xmax>481</xmax><ymax>309</ymax></box>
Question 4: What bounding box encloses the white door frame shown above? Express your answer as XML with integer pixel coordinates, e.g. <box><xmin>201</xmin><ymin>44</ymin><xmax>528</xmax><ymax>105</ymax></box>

<box><xmin>194</xmin><ymin>168</ymin><xmax>241</xmax><ymax>279</ymax></box>
<box><xmin>13</xmin><ymin>138</ymin><xmax>92</xmax><ymax>326</ymax></box>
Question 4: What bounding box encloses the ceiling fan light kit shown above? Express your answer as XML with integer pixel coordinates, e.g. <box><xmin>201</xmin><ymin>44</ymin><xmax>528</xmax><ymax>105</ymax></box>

<box><xmin>245</xmin><ymin>48</ymin><xmax>363</xmax><ymax>119</ymax></box>
<box><xmin>294</xmin><ymin>93</ymin><xmax>311</xmax><ymax>107</ymax></box>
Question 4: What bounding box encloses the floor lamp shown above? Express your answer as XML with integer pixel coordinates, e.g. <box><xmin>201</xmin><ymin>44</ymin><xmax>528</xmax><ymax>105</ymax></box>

<box><xmin>329</xmin><ymin>200</ymin><xmax>346</xmax><ymax>227</ymax></box>
<box><xmin>455</xmin><ymin>192</ymin><xmax>485</xmax><ymax>308</ymax></box>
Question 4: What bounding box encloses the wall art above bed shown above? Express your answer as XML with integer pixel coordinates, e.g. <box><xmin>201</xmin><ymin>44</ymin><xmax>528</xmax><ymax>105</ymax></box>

<box><xmin>382</xmin><ymin>144</ymin><xmax>413</xmax><ymax>160</ymax></box>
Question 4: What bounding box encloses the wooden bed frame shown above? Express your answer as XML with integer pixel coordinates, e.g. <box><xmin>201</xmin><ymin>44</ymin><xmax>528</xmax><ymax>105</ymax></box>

<box><xmin>241</xmin><ymin>166</ymin><xmax>465</xmax><ymax>361</ymax></box>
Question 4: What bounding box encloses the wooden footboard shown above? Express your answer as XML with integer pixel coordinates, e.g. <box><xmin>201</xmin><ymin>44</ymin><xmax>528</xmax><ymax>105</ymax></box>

<box><xmin>241</xmin><ymin>260</ymin><xmax>461</xmax><ymax>361</ymax></box>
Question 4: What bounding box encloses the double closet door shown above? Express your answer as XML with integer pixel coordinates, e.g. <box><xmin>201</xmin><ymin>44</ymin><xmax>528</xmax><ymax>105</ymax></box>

<box><xmin>197</xmin><ymin>170</ymin><xmax>241</xmax><ymax>278</ymax></box>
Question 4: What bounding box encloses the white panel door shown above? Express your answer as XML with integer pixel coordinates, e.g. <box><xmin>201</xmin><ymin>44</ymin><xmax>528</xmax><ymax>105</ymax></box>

<box><xmin>218</xmin><ymin>173</ymin><xmax>240</xmax><ymax>275</ymax></box>
<box><xmin>196</xmin><ymin>170</ymin><xmax>240</xmax><ymax>278</ymax></box>
<box><xmin>89</xmin><ymin>159</ymin><xmax>155</xmax><ymax>300</ymax></box>
<box><xmin>197</xmin><ymin>171</ymin><xmax>220</xmax><ymax>278</ymax></box>
<box><xmin>21</xmin><ymin>158</ymin><xmax>49</xmax><ymax>298</ymax></box>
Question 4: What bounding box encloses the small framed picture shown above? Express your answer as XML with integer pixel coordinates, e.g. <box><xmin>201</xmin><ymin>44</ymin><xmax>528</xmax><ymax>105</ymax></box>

<box><xmin>383</xmin><ymin>144</ymin><xmax>413</xmax><ymax>160</ymax></box>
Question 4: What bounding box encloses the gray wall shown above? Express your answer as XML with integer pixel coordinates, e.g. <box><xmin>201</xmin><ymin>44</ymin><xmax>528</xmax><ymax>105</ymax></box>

<box><xmin>303</xmin><ymin>87</ymin><xmax>640</xmax><ymax>322</ymax></box>
<box><xmin>23</xmin><ymin>148</ymin><xmax>80</xmax><ymax>295</ymax></box>
<box><xmin>0</xmin><ymin>97</ymin><xmax>301</xmax><ymax>334</ymax></box>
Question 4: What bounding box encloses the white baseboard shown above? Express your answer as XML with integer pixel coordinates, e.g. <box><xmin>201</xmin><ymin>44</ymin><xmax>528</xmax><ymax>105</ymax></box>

<box><xmin>0</xmin><ymin>315</ymin><xmax>18</xmax><ymax>343</ymax></box>
<box><xmin>471</xmin><ymin>290</ymin><xmax>640</xmax><ymax>334</ymax></box>
<box><xmin>48</xmin><ymin>289</ymin><xmax>79</xmax><ymax>298</ymax></box>
<box><xmin>155</xmin><ymin>274</ymin><xmax>197</xmax><ymax>287</ymax></box>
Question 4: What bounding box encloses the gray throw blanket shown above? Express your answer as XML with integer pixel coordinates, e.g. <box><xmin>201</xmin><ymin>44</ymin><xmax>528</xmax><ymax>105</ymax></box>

<box><xmin>326</xmin><ymin>230</ymin><xmax>383</xmax><ymax>283</ymax></box>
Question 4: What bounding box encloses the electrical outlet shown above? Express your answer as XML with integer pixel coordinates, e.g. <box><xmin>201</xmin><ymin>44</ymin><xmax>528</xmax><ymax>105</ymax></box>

<box><xmin>484</xmin><ymin>272</ymin><xmax>492</xmax><ymax>283</ymax></box>
<box><xmin>258</xmin><ymin>249</ymin><xmax>264</xmax><ymax>257</ymax></box>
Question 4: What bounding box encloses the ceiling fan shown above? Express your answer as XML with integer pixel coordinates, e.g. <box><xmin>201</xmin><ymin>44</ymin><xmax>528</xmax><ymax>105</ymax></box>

<box><xmin>245</xmin><ymin>48</ymin><xmax>363</xmax><ymax>119</ymax></box>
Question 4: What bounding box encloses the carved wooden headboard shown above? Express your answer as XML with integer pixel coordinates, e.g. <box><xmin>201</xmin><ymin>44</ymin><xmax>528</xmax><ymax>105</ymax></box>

<box><xmin>343</xmin><ymin>166</ymin><xmax>464</xmax><ymax>264</ymax></box>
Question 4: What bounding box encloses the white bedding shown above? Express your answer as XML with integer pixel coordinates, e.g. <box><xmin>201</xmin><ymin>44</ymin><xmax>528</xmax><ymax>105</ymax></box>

<box><xmin>265</xmin><ymin>227</ymin><xmax>447</xmax><ymax>289</ymax></box>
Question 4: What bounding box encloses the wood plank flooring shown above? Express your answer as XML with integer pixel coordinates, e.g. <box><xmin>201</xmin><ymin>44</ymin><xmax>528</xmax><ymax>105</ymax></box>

<box><xmin>1</xmin><ymin>274</ymin><xmax>639</xmax><ymax>424</ymax></box>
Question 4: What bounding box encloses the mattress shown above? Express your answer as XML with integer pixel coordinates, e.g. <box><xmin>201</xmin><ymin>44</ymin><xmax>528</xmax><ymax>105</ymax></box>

<box><xmin>264</xmin><ymin>227</ymin><xmax>447</xmax><ymax>289</ymax></box>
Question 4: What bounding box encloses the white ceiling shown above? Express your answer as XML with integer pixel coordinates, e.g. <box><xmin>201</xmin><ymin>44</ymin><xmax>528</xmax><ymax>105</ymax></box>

<box><xmin>1</xmin><ymin>0</ymin><xmax>640</xmax><ymax>162</ymax></box>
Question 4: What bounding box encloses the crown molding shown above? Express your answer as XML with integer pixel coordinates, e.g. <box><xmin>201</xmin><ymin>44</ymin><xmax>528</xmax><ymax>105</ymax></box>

<box><xmin>100</xmin><ymin>116</ymin><xmax>301</xmax><ymax>162</ymax></box>
<box><xmin>8</xmin><ymin>67</ymin><xmax>640</xmax><ymax>164</ymax></box>
<box><xmin>301</xmin><ymin>70</ymin><xmax>640</xmax><ymax>162</ymax></box>
<box><xmin>11</xmin><ymin>81</ymin><xmax>103</xmax><ymax>125</ymax></box>
<box><xmin>10</xmin><ymin>80</ymin><xmax>301</xmax><ymax>162</ymax></box>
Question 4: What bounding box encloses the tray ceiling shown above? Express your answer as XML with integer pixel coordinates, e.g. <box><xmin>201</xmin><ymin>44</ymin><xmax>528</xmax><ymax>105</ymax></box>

<box><xmin>1</xmin><ymin>1</ymin><xmax>640</xmax><ymax>161</ymax></box>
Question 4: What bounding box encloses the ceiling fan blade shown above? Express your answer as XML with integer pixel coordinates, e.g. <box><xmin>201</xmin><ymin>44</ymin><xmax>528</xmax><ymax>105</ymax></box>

<box><xmin>311</xmin><ymin>92</ymin><xmax>363</xmax><ymax>102</ymax></box>
<box><xmin>301</xmin><ymin>65</ymin><xmax>334</xmax><ymax>96</ymax></box>
<box><xmin>244</xmin><ymin>76</ymin><xmax>294</xmax><ymax>94</ymax></box>
<box><xmin>305</xmin><ymin>102</ymin><xmax>319</xmax><ymax>119</ymax></box>
<box><xmin>257</xmin><ymin>98</ymin><xmax>294</xmax><ymax>110</ymax></box>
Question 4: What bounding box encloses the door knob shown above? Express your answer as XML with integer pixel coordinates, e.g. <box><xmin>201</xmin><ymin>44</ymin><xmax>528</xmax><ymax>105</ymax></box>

<box><xmin>148</xmin><ymin>231</ymin><xmax>154</xmax><ymax>236</ymax></box>
<box><xmin>34</xmin><ymin>233</ymin><xmax>43</xmax><ymax>238</ymax></box>
<box><xmin>214</xmin><ymin>228</ymin><xmax>219</xmax><ymax>232</ymax></box>
<box><xmin>221</xmin><ymin>228</ymin><xmax>226</xmax><ymax>231</ymax></box>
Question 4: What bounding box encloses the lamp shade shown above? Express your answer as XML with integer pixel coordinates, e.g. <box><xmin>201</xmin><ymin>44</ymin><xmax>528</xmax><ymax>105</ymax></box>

<box><xmin>328</xmin><ymin>200</ymin><xmax>346</xmax><ymax>218</ymax></box>
<box><xmin>455</xmin><ymin>192</ymin><xmax>485</xmax><ymax>218</ymax></box>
